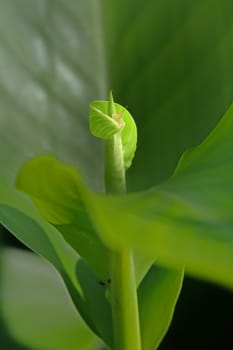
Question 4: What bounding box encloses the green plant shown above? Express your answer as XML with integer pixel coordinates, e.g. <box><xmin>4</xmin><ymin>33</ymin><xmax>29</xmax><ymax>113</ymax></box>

<box><xmin>0</xmin><ymin>1</ymin><xmax>233</xmax><ymax>350</ymax></box>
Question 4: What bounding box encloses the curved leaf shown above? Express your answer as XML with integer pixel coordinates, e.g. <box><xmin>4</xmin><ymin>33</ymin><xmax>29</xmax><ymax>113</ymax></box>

<box><xmin>89</xmin><ymin>99</ymin><xmax>137</xmax><ymax>170</ymax></box>
<box><xmin>102</xmin><ymin>0</ymin><xmax>233</xmax><ymax>190</ymax></box>
<box><xmin>83</xmin><ymin>104</ymin><xmax>233</xmax><ymax>288</ymax></box>
<box><xmin>16</xmin><ymin>155</ymin><xmax>110</xmax><ymax>280</ymax></box>
<box><xmin>138</xmin><ymin>266</ymin><xmax>184</xmax><ymax>350</ymax></box>
<box><xmin>0</xmin><ymin>181</ymin><xmax>113</xmax><ymax>346</ymax></box>
<box><xmin>89</xmin><ymin>102</ymin><xmax>121</xmax><ymax>139</ymax></box>
<box><xmin>14</xmin><ymin>153</ymin><xmax>184</xmax><ymax>349</ymax></box>
<box><xmin>0</xmin><ymin>248</ymin><xmax>100</xmax><ymax>350</ymax></box>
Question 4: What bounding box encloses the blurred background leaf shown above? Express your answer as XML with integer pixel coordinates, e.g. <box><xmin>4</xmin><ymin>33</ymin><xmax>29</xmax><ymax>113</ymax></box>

<box><xmin>0</xmin><ymin>0</ymin><xmax>232</xmax><ymax>191</ymax></box>
<box><xmin>0</xmin><ymin>0</ymin><xmax>106</xmax><ymax>190</ymax></box>
<box><xmin>0</xmin><ymin>247</ymin><xmax>102</xmax><ymax>350</ymax></box>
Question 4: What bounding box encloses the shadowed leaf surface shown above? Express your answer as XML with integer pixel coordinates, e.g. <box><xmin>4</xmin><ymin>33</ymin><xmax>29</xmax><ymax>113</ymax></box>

<box><xmin>0</xmin><ymin>248</ymin><xmax>100</xmax><ymax>350</ymax></box>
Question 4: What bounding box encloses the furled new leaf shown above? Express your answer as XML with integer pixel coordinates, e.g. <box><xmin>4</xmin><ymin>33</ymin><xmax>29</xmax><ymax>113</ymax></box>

<box><xmin>89</xmin><ymin>97</ymin><xmax>137</xmax><ymax>170</ymax></box>
<box><xmin>83</xmin><ymin>104</ymin><xmax>233</xmax><ymax>288</ymax></box>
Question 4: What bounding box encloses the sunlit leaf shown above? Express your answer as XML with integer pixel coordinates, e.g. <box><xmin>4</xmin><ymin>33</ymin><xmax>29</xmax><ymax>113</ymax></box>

<box><xmin>89</xmin><ymin>99</ymin><xmax>137</xmax><ymax>170</ymax></box>
<box><xmin>16</xmin><ymin>155</ymin><xmax>110</xmax><ymax>280</ymax></box>
<box><xmin>84</xmin><ymin>104</ymin><xmax>233</xmax><ymax>288</ymax></box>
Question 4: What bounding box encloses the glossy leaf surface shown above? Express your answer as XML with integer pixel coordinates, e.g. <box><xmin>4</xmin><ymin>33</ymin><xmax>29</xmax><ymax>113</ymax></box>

<box><xmin>0</xmin><ymin>248</ymin><xmax>100</xmax><ymax>350</ymax></box>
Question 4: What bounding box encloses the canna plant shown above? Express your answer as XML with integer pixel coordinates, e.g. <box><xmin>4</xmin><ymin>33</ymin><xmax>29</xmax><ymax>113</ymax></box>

<box><xmin>0</xmin><ymin>0</ymin><xmax>233</xmax><ymax>350</ymax></box>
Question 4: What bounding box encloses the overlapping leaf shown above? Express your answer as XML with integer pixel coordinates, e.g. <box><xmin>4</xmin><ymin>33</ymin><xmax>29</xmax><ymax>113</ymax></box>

<box><xmin>138</xmin><ymin>266</ymin><xmax>183</xmax><ymax>350</ymax></box>
<box><xmin>16</xmin><ymin>155</ymin><xmax>110</xmax><ymax>280</ymax></box>
<box><xmin>0</xmin><ymin>248</ymin><xmax>101</xmax><ymax>350</ymax></box>
<box><xmin>0</xmin><ymin>0</ymin><xmax>233</xmax><ymax>349</ymax></box>
<box><xmin>102</xmin><ymin>0</ymin><xmax>233</xmax><ymax>190</ymax></box>
<box><xmin>85</xmin><ymin>104</ymin><xmax>233</xmax><ymax>288</ymax></box>
<box><xmin>0</xmin><ymin>0</ymin><xmax>105</xmax><ymax>190</ymax></box>
<box><xmin>14</xmin><ymin>105</ymin><xmax>233</xmax><ymax>349</ymax></box>
<box><xmin>0</xmin><ymin>181</ymin><xmax>113</xmax><ymax>346</ymax></box>
<box><xmin>15</xmin><ymin>155</ymin><xmax>184</xmax><ymax>350</ymax></box>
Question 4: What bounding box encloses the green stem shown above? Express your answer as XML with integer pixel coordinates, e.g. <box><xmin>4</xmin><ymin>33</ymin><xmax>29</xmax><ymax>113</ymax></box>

<box><xmin>105</xmin><ymin>93</ymin><xmax>141</xmax><ymax>350</ymax></box>
<box><xmin>111</xmin><ymin>249</ymin><xmax>141</xmax><ymax>350</ymax></box>
<box><xmin>105</xmin><ymin>133</ymin><xmax>126</xmax><ymax>194</ymax></box>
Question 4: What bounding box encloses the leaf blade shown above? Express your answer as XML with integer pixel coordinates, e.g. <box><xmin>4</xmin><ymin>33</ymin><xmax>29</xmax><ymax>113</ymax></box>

<box><xmin>138</xmin><ymin>266</ymin><xmax>184</xmax><ymax>350</ymax></box>
<box><xmin>16</xmin><ymin>155</ymin><xmax>110</xmax><ymax>280</ymax></box>
<box><xmin>83</xmin><ymin>104</ymin><xmax>233</xmax><ymax>288</ymax></box>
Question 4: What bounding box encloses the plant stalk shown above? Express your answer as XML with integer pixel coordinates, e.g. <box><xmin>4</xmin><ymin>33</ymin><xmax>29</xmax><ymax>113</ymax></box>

<box><xmin>104</xmin><ymin>93</ymin><xmax>141</xmax><ymax>350</ymax></box>
<box><xmin>110</xmin><ymin>249</ymin><xmax>141</xmax><ymax>350</ymax></box>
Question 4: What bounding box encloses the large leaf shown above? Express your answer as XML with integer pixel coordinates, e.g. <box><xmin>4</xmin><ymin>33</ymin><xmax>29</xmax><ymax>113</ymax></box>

<box><xmin>0</xmin><ymin>1</ymin><xmax>233</xmax><ymax>348</ymax></box>
<box><xmin>102</xmin><ymin>0</ymin><xmax>233</xmax><ymax>190</ymax></box>
<box><xmin>0</xmin><ymin>182</ymin><xmax>113</xmax><ymax>346</ymax></box>
<box><xmin>0</xmin><ymin>0</ymin><xmax>233</xmax><ymax>281</ymax></box>
<box><xmin>0</xmin><ymin>0</ymin><xmax>233</xmax><ymax>191</ymax></box>
<box><xmin>16</xmin><ymin>155</ymin><xmax>153</xmax><ymax>287</ymax></box>
<box><xmin>15</xmin><ymin>154</ymin><xmax>185</xmax><ymax>350</ymax></box>
<box><xmin>0</xmin><ymin>248</ymin><xmax>100</xmax><ymax>350</ymax></box>
<box><xmin>0</xmin><ymin>0</ymin><xmax>105</xmax><ymax>190</ymax></box>
<box><xmin>84</xmin><ymin>104</ymin><xmax>233</xmax><ymax>288</ymax></box>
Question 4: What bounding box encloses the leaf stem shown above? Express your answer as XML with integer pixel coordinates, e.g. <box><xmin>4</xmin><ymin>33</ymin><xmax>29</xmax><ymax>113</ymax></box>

<box><xmin>111</xmin><ymin>249</ymin><xmax>141</xmax><ymax>350</ymax></box>
<box><xmin>105</xmin><ymin>92</ymin><xmax>141</xmax><ymax>350</ymax></box>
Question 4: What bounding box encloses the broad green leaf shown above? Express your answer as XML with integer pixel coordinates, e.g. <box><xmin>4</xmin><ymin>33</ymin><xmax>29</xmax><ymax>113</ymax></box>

<box><xmin>102</xmin><ymin>0</ymin><xmax>233</xmax><ymax>191</ymax></box>
<box><xmin>14</xmin><ymin>154</ymin><xmax>184</xmax><ymax>349</ymax></box>
<box><xmin>0</xmin><ymin>182</ymin><xmax>113</xmax><ymax>346</ymax></box>
<box><xmin>89</xmin><ymin>99</ymin><xmax>137</xmax><ymax>170</ymax></box>
<box><xmin>0</xmin><ymin>0</ymin><xmax>105</xmax><ymax>191</ymax></box>
<box><xmin>16</xmin><ymin>155</ymin><xmax>150</xmax><ymax>285</ymax></box>
<box><xmin>83</xmin><ymin>104</ymin><xmax>233</xmax><ymax>288</ymax></box>
<box><xmin>0</xmin><ymin>248</ymin><xmax>100</xmax><ymax>350</ymax></box>
<box><xmin>16</xmin><ymin>155</ymin><xmax>110</xmax><ymax>280</ymax></box>
<box><xmin>2</xmin><ymin>1</ymin><xmax>233</xmax><ymax>192</ymax></box>
<box><xmin>138</xmin><ymin>266</ymin><xmax>183</xmax><ymax>350</ymax></box>
<box><xmin>0</xmin><ymin>1</ymin><xmax>233</xmax><ymax>347</ymax></box>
